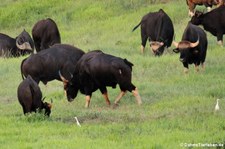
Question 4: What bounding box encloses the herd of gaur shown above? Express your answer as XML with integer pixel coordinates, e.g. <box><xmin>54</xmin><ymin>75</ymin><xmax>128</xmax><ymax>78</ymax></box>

<box><xmin>1</xmin><ymin>1</ymin><xmax>225</xmax><ymax>116</ymax></box>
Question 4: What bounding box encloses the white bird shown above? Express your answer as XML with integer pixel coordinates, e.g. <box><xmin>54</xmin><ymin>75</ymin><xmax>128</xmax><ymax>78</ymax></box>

<box><xmin>215</xmin><ymin>99</ymin><xmax>220</xmax><ymax>111</ymax></box>
<box><xmin>74</xmin><ymin>117</ymin><xmax>81</xmax><ymax>127</ymax></box>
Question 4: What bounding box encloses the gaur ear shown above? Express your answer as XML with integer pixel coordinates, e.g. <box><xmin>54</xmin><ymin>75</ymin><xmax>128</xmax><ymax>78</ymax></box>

<box><xmin>173</xmin><ymin>48</ymin><xmax>180</xmax><ymax>53</ymax></box>
<box><xmin>124</xmin><ymin>59</ymin><xmax>134</xmax><ymax>67</ymax></box>
<box><xmin>47</xmin><ymin>103</ymin><xmax>52</xmax><ymax>109</ymax></box>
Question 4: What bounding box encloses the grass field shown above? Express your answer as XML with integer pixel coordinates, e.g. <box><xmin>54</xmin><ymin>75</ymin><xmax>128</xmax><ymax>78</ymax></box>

<box><xmin>0</xmin><ymin>0</ymin><xmax>225</xmax><ymax>148</ymax></box>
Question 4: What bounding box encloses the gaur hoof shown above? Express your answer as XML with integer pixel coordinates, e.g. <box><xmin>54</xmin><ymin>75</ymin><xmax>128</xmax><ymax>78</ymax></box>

<box><xmin>113</xmin><ymin>103</ymin><xmax>119</xmax><ymax>109</ymax></box>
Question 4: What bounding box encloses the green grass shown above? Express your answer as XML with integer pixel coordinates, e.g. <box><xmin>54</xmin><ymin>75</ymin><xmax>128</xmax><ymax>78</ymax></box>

<box><xmin>1</xmin><ymin>0</ymin><xmax>225</xmax><ymax>148</ymax></box>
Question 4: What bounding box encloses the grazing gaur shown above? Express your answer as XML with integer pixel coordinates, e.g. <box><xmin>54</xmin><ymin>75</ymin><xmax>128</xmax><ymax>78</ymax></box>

<box><xmin>17</xmin><ymin>75</ymin><xmax>52</xmax><ymax>116</ymax></box>
<box><xmin>21</xmin><ymin>44</ymin><xmax>85</xmax><ymax>92</ymax></box>
<box><xmin>186</xmin><ymin>0</ymin><xmax>219</xmax><ymax>16</ymax></box>
<box><xmin>60</xmin><ymin>50</ymin><xmax>142</xmax><ymax>108</ymax></box>
<box><xmin>0</xmin><ymin>30</ymin><xmax>34</xmax><ymax>57</ymax></box>
<box><xmin>191</xmin><ymin>6</ymin><xmax>225</xmax><ymax>46</ymax></box>
<box><xmin>132</xmin><ymin>9</ymin><xmax>174</xmax><ymax>56</ymax></box>
<box><xmin>173</xmin><ymin>22</ymin><xmax>208</xmax><ymax>73</ymax></box>
<box><xmin>32</xmin><ymin>18</ymin><xmax>61</xmax><ymax>52</ymax></box>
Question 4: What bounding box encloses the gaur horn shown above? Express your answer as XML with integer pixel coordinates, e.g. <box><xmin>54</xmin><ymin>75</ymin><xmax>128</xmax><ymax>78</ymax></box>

<box><xmin>42</xmin><ymin>97</ymin><xmax>46</xmax><ymax>101</ymax></box>
<box><xmin>190</xmin><ymin>39</ymin><xmax>199</xmax><ymax>48</ymax></box>
<box><xmin>16</xmin><ymin>39</ymin><xmax>32</xmax><ymax>50</ymax></box>
<box><xmin>59</xmin><ymin>71</ymin><xmax>69</xmax><ymax>83</ymax></box>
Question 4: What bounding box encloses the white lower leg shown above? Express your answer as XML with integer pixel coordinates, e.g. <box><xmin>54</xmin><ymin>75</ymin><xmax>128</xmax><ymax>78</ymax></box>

<box><xmin>103</xmin><ymin>93</ymin><xmax>111</xmax><ymax>106</ymax></box>
<box><xmin>85</xmin><ymin>95</ymin><xmax>91</xmax><ymax>108</ymax></box>
<box><xmin>207</xmin><ymin>7</ymin><xmax>211</xmax><ymax>12</ymax></box>
<box><xmin>195</xmin><ymin>65</ymin><xmax>199</xmax><ymax>72</ymax></box>
<box><xmin>189</xmin><ymin>10</ymin><xmax>194</xmax><ymax>17</ymax></box>
<box><xmin>141</xmin><ymin>45</ymin><xmax>145</xmax><ymax>54</ymax></box>
<box><xmin>132</xmin><ymin>88</ymin><xmax>142</xmax><ymax>105</ymax></box>
<box><xmin>184</xmin><ymin>68</ymin><xmax>189</xmax><ymax>74</ymax></box>
<box><xmin>218</xmin><ymin>40</ymin><xmax>223</xmax><ymax>46</ymax></box>
<box><xmin>201</xmin><ymin>63</ymin><xmax>205</xmax><ymax>71</ymax></box>
<box><xmin>114</xmin><ymin>91</ymin><xmax>126</xmax><ymax>105</ymax></box>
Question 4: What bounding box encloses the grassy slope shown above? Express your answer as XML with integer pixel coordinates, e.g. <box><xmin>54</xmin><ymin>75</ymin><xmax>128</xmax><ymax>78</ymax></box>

<box><xmin>0</xmin><ymin>0</ymin><xmax>225</xmax><ymax>148</ymax></box>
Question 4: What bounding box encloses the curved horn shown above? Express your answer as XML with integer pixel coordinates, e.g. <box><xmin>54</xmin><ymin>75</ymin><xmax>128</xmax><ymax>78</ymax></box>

<box><xmin>59</xmin><ymin>71</ymin><xmax>69</xmax><ymax>83</ymax></box>
<box><xmin>42</xmin><ymin>97</ymin><xmax>46</xmax><ymax>101</ymax></box>
<box><xmin>172</xmin><ymin>41</ymin><xmax>179</xmax><ymax>48</ymax></box>
<box><xmin>16</xmin><ymin>39</ymin><xmax>32</xmax><ymax>50</ymax></box>
<box><xmin>190</xmin><ymin>39</ymin><xmax>199</xmax><ymax>48</ymax></box>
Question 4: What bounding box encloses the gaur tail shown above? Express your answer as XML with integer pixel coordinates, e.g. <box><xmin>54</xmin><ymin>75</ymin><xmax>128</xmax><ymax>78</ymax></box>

<box><xmin>20</xmin><ymin>58</ymin><xmax>27</xmax><ymax>80</ymax></box>
<box><xmin>132</xmin><ymin>22</ymin><xmax>141</xmax><ymax>32</ymax></box>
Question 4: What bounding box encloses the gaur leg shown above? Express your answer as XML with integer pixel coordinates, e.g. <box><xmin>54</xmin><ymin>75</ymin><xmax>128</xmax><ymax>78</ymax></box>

<box><xmin>195</xmin><ymin>61</ymin><xmax>201</xmax><ymax>72</ymax></box>
<box><xmin>201</xmin><ymin>62</ymin><xmax>205</xmax><ymax>71</ymax></box>
<box><xmin>22</xmin><ymin>105</ymin><xmax>27</xmax><ymax>115</ymax></box>
<box><xmin>217</xmin><ymin>31</ymin><xmax>223</xmax><ymax>46</ymax></box>
<box><xmin>114</xmin><ymin>91</ymin><xmax>126</xmax><ymax>106</ymax></box>
<box><xmin>207</xmin><ymin>7</ymin><xmax>212</xmax><ymax>12</ymax></box>
<box><xmin>141</xmin><ymin>31</ymin><xmax>148</xmax><ymax>54</ymax></box>
<box><xmin>30</xmin><ymin>77</ymin><xmax>40</xmax><ymax>85</ymax></box>
<box><xmin>62</xmin><ymin>81</ymin><xmax>68</xmax><ymax>97</ymax></box>
<box><xmin>23</xmin><ymin>104</ymin><xmax>32</xmax><ymax>115</ymax></box>
<box><xmin>132</xmin><ymin>88</ymin><xmax>142</xmax><ymax>105</ymax></box>
<box><xmin>33</xmin><ymin>37</ymin><xmax>41</xmax><ymax>52</ymax></box>
<box><xmin>85</xmin><ymin>95</ymin><xmax>91</xmax><ymax>108</ymax></box>
<box><xmin>102</xmin><ymin>92</ymin><xmax>110</xmax><ymax>106</ymax></box>
<box><xmin>204</xmin><ymin>3</ymin><xmax>212</xmax><ymax>12</ymax></box>
<box><xmin>195</xmin><ymin>64</ymin><xmax>200</xmax><ymax>72</ymax></box>
<box><xmin>99</xmin><ymin>87</ymin><xmax>111</xmax><ymax>106</ymax></box>
<box><xmin>188</xmin><ymin>3</ymin><xmax>196</xmax><ymax>17</ymax></box>
<box><xmin>183</xmin><ymin>62</ymin><xmax>189</xmax><ymax>74</ymax></box>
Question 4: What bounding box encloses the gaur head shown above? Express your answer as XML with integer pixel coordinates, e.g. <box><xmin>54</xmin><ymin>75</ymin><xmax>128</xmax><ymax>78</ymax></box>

<box><xmin>149</xmin><ymin>41</ymin><xmax>164</xmax><ymax>56</ymax></box>
<box><xmin>59</xmin><ymin>71</ymin><xmax>79</xmax><ymax>102</ymax></box>
<box><xmin>16</xmin><ymin>29</ymin><xmax>34</xmax><ymax>55</ymax></box>
<box><xmin>42</xmin><ymin>102</ymin><xmax>52</xmax><ymax>116</ymax></box>
<box><xmin>65</xmin><ymin>83</ymin><xmax>79</xmax><ymax>102</ymax></box>
<box><xmin>41</xmin><ymin>97</ymin><xmax>52</xmax><ymax>116</ymax></box>
<box><xmin>190</xmin><ymin>11</ymin><xmax>204</xmax><ymax>25</ymax></box>
<box><xmin>172</xmin><ymin>39</ymin><xmax>199</xmax><ymax>63</ymax></box>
